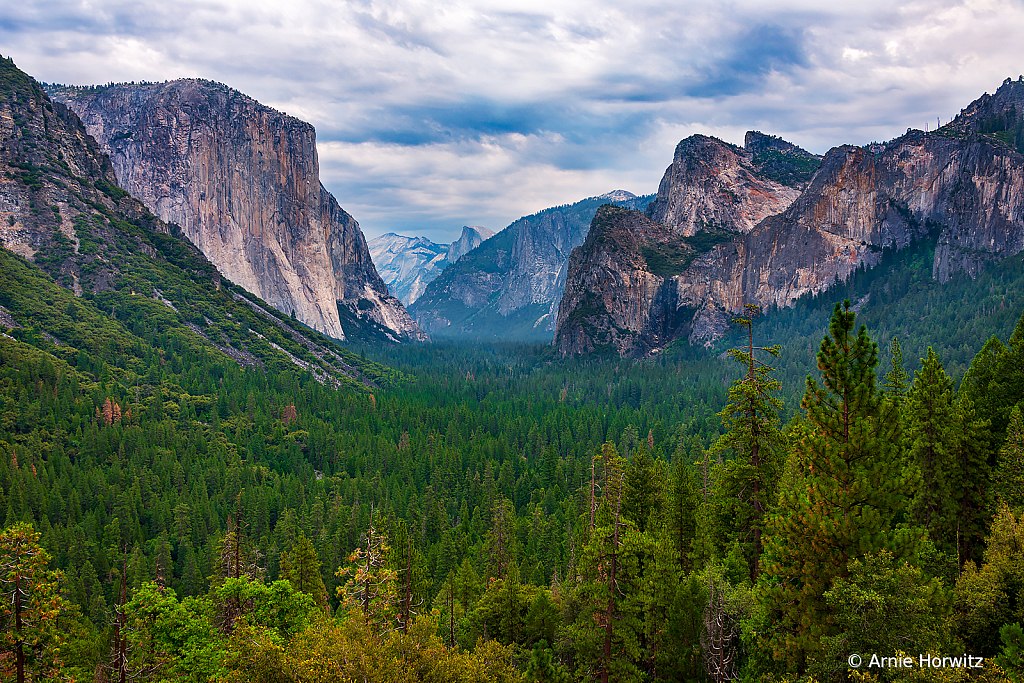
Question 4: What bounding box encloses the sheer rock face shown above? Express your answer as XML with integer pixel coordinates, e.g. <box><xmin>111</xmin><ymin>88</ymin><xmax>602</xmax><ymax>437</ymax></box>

<box><xmin>557</xmin><ymin>124</ymin><xmax>1024</xmax><ymax>357</ymax></box>
<box><xmin>643</xmin><ymin>134</ymin><xmax>807</xmax><ymax>236</ymax></box>
<box><xmin>448</xmin><ymin>226</ymin><xmax>494</xmax><ymax>264</ymax></box>
<box><xmin>48</xmin><ymin>80</ymin><xmax>426</xmax><ymax>342</ymax></box>
<box><xmin>554</xmin><ymin>206</ymin><xmax>687</xmax><ymax>357</ymax></box>
<box><xmin>495</xmin><ymin>207</ymin><xmax>592</xmax><ymax>317</ymax></box>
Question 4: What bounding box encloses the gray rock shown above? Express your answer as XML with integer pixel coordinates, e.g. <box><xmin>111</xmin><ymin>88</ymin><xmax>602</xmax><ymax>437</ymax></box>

<box><xmin>47</xmin><ymin>80</ymin><xmax>427</xmax><ymax>342</ymax></box>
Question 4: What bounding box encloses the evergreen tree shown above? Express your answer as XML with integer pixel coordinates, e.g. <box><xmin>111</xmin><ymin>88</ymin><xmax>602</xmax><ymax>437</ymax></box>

<box><xmin>759</xmin><ymin>301</ymin><xmax>919</xmax><ymax>673</ymax></box>
<box><xmin>950</xmin><ymin>392</ymin><xmax>993</xmax><ymax>567</ymax></box>
<box><xmin>281</xmin><ymin>533</ymin><xmax>328</xmax><ymax>609</ymax></box>
<box><xmin>883</xmin><ymin>336</ymin><xmax>909</xmax><ymax>404</ymax></box>
<box><xmin>666</xmin><ymin>452</ymin><xmax>700</xmax><ymax>574</ymax></box>
<box><xmin>388</xmin><ymin>519</ymin><xmax>428</xmax><ymax>633</ymax></box>
<box><xmin>709</xmin><ymin>304</ymin><xmax>785</xmax><ymax>582</ymax></box>
<box><xmin>573</xmin><ymin>443</ymin><xmax>647</xmax><ymax>683</ymax></box>
<box><xmin>995</xmin><ymin>405</ymin><xmax>1024</xmax><ymax>510</ymax></box>
<box><xmin>485</xmin><ymin>498</ymin><xmax>517</xmax><ymax>580</ymax></box>
<box><xmin>622</xmin><ymin>444</ymin><xmax>664</xmax><ymax>534</ymax></box>
<box><xmin>525</xmin><ymin>640</ymin><xmax>571</xmax><ymax>683</ymax></box>
<box><xmin>905</xmin><ymin>347</ymin><xmax>958</xmax><ymax>548</ymax></box>
<box><xmin>336</xmin><ymin>511</ymin><xmax>396</xmax><ymax>632</ymax></box>
<box><xmin>0</xmin><ymin>523</ymin><xmax>71</xmax><ymax>683</ymax></box>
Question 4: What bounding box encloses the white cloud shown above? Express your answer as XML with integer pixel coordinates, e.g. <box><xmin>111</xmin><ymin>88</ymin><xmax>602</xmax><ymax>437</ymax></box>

<box><xmin>5</xmin><ymin>0</ymin><xmax>1024</xmax><ymax>239</ymax></box>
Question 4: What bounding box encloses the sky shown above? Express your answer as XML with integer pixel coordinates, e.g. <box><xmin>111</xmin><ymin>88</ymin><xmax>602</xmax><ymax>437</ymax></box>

<box><xmin>4</xmin><ymin>0</ymin><xmax>1024</xmax><ymax>243</ymax></box>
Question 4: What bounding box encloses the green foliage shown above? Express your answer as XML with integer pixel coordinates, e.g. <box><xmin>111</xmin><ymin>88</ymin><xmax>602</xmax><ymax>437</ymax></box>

<box><xmin>640</xmin><ymin>240</ymin><xmax>696</xmax><ymax>278</ymax></box>
<box><xmin>750</xmin><ymin>147</ymin><xmax>822</xmax><ymax>187</ymax></box>
<box><xmin>682</xmin><ymin>228</ymin><xmax>735</xmax><ymax>253</ymax></box>
<box><xmin>996</xmin><ymin>406</ymin><xmax>1024</xmax><ymax>510</ymax></box>
<box><xmin>280</xmin><ymin>533</ymin><xmax>328</xmax><ymax>608</ymax></box>
<box><xmin>0</xmin><ymin>523</ymin><xmax>71</xmax><ymax>682</ymax></box>
<box><xmin>121</xmin><ymin>582</ymin><xmax>227</xmax><ymax>682</ymax></box>
<box><xmin>818</xmin><ymin>550</ymin><xmax>948</xmax><ymax>681</ymax></box>
<box><xmin>953</xmin><ymin>505</ymin><xmax>1024</xmax><ymax>656</ymax></box>
<box><xmin>710</xmin><ymin>305</ymin><xmax>786</xmax><ymax>582</ymax></box>
<box><xmin>998</xmin><ymin>622</ymin><xmax>1024</xmax><ymax>683</ymax></box>
<box><xmin>525</xmin><ymin>640</ymin><xmax>571</xmax><ymax>682</ymax></box>
<box><xmin>759</xmin><ymin>302</ymin><xmax>921</xmax><ymax>673</ymax></box>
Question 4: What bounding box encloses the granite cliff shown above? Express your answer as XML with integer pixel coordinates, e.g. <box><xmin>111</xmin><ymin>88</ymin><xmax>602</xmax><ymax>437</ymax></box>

<box><xmin>643</xmin><ymin>132</ymin><xmax>818</xmax><ymax>236</ymax></box>
<box><xmin>368</xmin><ymin>225</ymin><xmax>494</xmax><ymax>305</ymax></box>
<box><xmin>408</xmin><ymin>192</ymin><xmax>653</xmax><ymax>339</ymax></box>
<box><xmin>46</xmin><ymin>79</ymin><xmax>426</xmax><ymax>342</ymax></box>
<box><xmin>0</xmin><ymin>56</ymin><xmax>387</xmax><ymax>389</ymax></box>
<box><xmin>556</xmin><ymin>83</ymin><xmax>1024</xmax><ymax>357</ymax></box>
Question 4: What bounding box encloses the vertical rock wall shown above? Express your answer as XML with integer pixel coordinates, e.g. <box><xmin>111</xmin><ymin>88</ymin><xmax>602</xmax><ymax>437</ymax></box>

<box><xmin>48</xmin><ymin>80</ymin><xmax>427</xmax><ymax>342</ymax></box>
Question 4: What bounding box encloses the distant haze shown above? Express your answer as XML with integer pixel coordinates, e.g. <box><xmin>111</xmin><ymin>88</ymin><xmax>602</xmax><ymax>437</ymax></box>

<box><xmin>7</xmin><ymin>0</ymin><xmax>1024</xmax><ymax>242</ymax></box>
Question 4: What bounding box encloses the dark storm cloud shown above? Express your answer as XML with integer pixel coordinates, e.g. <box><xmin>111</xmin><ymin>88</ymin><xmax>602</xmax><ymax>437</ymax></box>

<box><xmin>685</xmin><ymin>23</ymin><xmax>809</xmax><ymax>98</ymax></box>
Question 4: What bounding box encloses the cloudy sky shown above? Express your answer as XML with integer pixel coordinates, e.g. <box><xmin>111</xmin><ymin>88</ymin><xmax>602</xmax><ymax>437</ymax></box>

<box><xmin>5</xmin><ymin>0</ymin><xmax>1023</xmax><ymax>242</ymax></box>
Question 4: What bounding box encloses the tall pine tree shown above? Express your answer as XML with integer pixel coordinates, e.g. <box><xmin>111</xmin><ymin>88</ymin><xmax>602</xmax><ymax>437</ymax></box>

<box><xmin>709</xmin><ymin>304</ymin><xmax>785</xmax><ymax>583</ymax></box>
<box><xmin>759</xmin><ymin>301</ymin><xmax>919</xmax><ymax>673</ymax></box>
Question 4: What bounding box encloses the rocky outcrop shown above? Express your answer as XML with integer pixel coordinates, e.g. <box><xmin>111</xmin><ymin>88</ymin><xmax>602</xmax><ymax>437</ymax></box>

<box><xmin>643</xmin><ymin>134</ymin><xmax>816</xmax><ymax>236</ymax></box>
<box><xmin>557</xmin><ymin>97</ymin><xmax>1024</xmax><ymax>356</ymax></box>
<box><xmin>369</xmin><ymin>225</ymin><xmax>494</xmax><ymax>305</ymax></box>
<box><xmin>408</xmin><ymin>193</ymin><xmax>653</xmax><ymax>339</ymax></box>
<box><xmin>46</xmin><ymin>79</ymin><xmax>426</xmax><ymax>342</ymax></box>
<box><xmin>554</xmin><ymin>206</ymin><xmax>694</xmax><ymax>356</ymax></box>
<box><xmin>945</xmin><ymin>76</ymin><xmax>1024</xmax><ymax>140</ymax></box>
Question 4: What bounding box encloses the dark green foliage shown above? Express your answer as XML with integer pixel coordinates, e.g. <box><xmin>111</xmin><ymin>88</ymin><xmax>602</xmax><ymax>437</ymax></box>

<box><xmin>681</xmin><ymin>229</ymin><xmax>734</xmax><ymax>253</ymax></box>
<box><xmin>751</xmin><ymin>148</ymin><xmax>822</xmax><ymax>186</ymax></box>
<box><xmin>759</xmin><ymin>302</ymin><xmax>919</xmax><ymax>673</ymax></box>
<box><xmin>709</xmin><ymin>306</ymin><xmax>785</xmax><ymax>582</ymax></box>
<box><xmin>978</xmin><ymin>104</ymin><xmax>1024</xmax><ymax>155</ymax></box>
<box><xmin>640</xmin><ymin>241</ymin><xmax>695</xmax><ymax>278</ymax></box>
<box><xmin>998</xmin><ymin>622</ymin><xmax>1024</xmax><ymax>682</ymax></box>
<box><xmin>727</xmin><ymin>241</ymin><xmax>1024</xmax><ymax>414</ymax></box>
<box><xmin>995</xmin><ymin>406</ymin><xmax>1024</xmax><ymax>510</ymax></box>
<box><xmin>905</xmin><ymin>348</ymin><xmax>959</xmax><ymax>546</ymax></box>
<box><xmin>93</xmin><ymin>178</ymin><xmax>129</xmax><ymax>201</ymax></box>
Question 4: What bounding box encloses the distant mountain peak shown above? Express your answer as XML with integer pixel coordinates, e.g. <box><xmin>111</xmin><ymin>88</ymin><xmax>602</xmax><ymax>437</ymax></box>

<box><xmin>597</xmin><ymin>190</ymin><xmax>637</xmax><ymax>201</ymax></box>
<box><xmin>368</xmin><ymin>225</ymin><xmax>494</xmax><ymax>305</ymax></box>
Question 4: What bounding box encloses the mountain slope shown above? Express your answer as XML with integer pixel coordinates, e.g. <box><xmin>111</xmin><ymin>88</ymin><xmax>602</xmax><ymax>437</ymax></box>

<box><xmin>408</xmin><ymin>192</ymin><xmax>653</xmax><ymax>340</ymax></box>
<box><xmin>368</xmin><ymin>225</ymin><xmax>494</xmax><ymax>305</ymax></box>
<box><xmin>44</xmin><ymin>79</ymin><xmax>426</xmax><ymax>343</ymax></box>
<box><xmin>556</xmin><ymin>83</ymin><xmax>1024</xmax><ymax>357</ymax></box>
<box><xmin>0</xmin><ymin>55</ymin><xmax>397</xmax><ymax>390</ymax></box>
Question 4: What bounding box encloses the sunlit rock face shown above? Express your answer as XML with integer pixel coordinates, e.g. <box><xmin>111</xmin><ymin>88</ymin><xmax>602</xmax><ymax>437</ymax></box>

<box><xmin>49</xmin><ymin>79</ymin><xmax>427</xmax><ymax>342</ymax></box>
<box><xmin>644</xmin><ymin>133</ymin><xmax>808</xmax><ymax>237</ymax></box>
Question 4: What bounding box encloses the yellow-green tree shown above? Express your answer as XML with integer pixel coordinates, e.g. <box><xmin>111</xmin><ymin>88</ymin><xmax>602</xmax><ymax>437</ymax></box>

<box><xmin>337</xmin><ymin>511</ymin><xmax>397</xmax><ymax>632</ymax></box>
<box><xmin>281</xmin><ymin>532</ymin><xmax>328</xmax><ymax>609</ymax></box>
<box><xmin>0</xmin><ymin>522</ymin><xmax>70</xmax><ymax>683</ymax></box>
